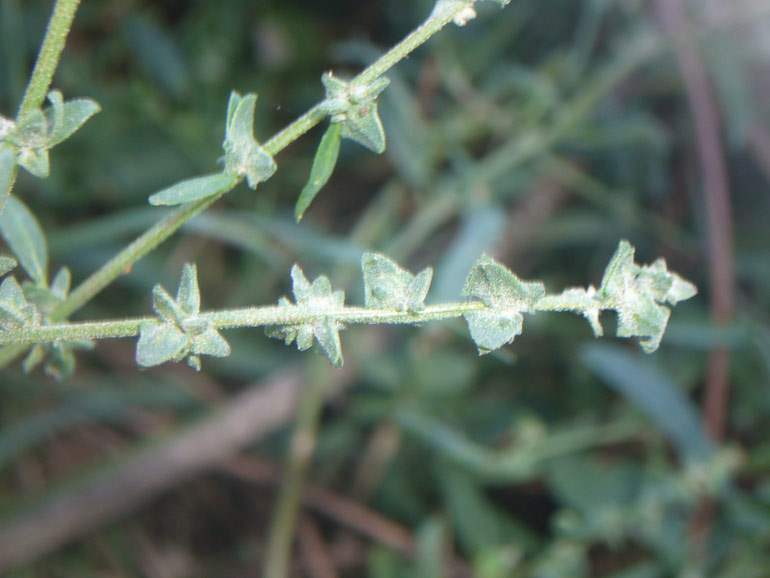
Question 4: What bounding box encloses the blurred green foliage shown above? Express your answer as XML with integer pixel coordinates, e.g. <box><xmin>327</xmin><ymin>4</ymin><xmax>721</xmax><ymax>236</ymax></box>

<box><xmin>2</xmin><ymin>0</ymin><xmax>770</xmax><ymax>576</ymax></box>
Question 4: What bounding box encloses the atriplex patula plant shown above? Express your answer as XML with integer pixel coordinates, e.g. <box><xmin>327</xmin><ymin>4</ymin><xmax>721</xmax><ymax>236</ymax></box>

<box><xmin>0</xmin><ymin>0</ymin><xmax>696</xmax><ymax>379</ymax></box>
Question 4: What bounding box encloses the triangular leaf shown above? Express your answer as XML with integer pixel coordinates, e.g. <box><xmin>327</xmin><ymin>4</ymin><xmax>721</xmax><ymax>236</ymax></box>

<box><xmin>314</xmin><ymin>317</ymin><xmax>344</xmax><ymax>367</ymax></box>
<box><xmin>463</xmin><ymin>254</ymin><xmax>544</xmax><ymax>310</ymax></box>
<box><xmin>16</xmin><ymin>146</ymin><xmax>49</xmax><ymax>178</ymax></box>
<box><xmin>0</xmin><ymin>196</ymin><xmax>48</xmax><ymax>286</ymax></box>
<box><xmin>362</xmin><ymin>252</ymin><xmax>432</xmax><ymax>311</ymax></box>
<box><xmin>148</xmin><ymin>172</ymin><xmax>237</xmax><ymax>206</ymax></box>
<box><xmin>136</xmin><ymin>321</ymin><xmax>187</xmax><ymax>367</ymax></box>
<box><xmin>46</xmin><ymin>92</ymin><xmax>101</xmax><ymax>146</ymax></box>
<box><xmin>176</xmin><ymin>263</ymin><xmax>200</xmax><ymax>316</ymax></box>
<box><xmin>295</xmin><ymin>121</ymin><xmax>342</xmax><ymax>221</ymax></box>
<box><xmin>151</xmin><ymin>284</ymin><xmax>183</xmax><ymax>324</ymax></box>
<box><xmin>192</xmin><ymin>325</ymin><xmax>231</xmax><ymax>358</ymax></box>
<box><xmin>340</xmin><ymin>102</ymin><xmax>386</xmax><ymax>153</ymax></box>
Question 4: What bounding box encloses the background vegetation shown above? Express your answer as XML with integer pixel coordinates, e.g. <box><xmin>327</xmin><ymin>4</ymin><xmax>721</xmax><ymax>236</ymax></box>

<box><xmin>1</xmin><ymin>0</ymin><xmax>769</xmax><ymax>576</ymax></box>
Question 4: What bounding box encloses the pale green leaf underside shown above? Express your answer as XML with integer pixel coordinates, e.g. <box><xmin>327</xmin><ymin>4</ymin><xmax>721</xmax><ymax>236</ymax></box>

<box><xmin>148</xmin><ymin>172</ymin><xmax>237</xmax><ymax>206</ymax></box>
<box><xmin>0</xmin><ymin>196</ymin><xmax>48</xmax><ymax>286</ymax></box>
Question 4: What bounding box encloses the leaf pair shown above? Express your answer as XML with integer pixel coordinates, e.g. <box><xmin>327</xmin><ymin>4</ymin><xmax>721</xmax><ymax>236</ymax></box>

<box><xmin>136</xmin><ymin>264</ymin><xmax>231</xmax><ymax>370</ymax></box>
<box><xmin>462</xmin><ymin>255</ymin><xmax>545</xmax><ymax>354</ymax></box>
<box><xmin>1</xmin><ymin>90</ymin><xmax>100</xmax><ymax>179</ymax></box>
<box><xmin>266</xmin><ymin>265</ymin><xmax>346</xmax><ymax>367</ymax></box>
<box><xmin>148</xmin><ymin>92</ymin><xmax>275</xmax><ymax>206</ymax></box>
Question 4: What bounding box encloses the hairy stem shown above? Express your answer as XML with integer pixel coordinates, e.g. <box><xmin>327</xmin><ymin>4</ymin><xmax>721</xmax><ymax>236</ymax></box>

<box><xmin>0</xmin><ymin>297</ymin><xmax>617</xmax><ymax>346</ymax></box>
<box><xmin>17</xmin><ymin>0</ymin><xmax>81</xmax><ymax>121</ymax></box>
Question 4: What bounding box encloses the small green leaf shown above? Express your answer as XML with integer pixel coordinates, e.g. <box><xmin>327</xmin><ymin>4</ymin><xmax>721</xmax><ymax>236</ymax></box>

<box><xmin>0</xmin><ymin>196</ymin><xmax>48</xmax><ymax>286</ymax></box>
<box><xmin>463</xmin><ymin>255</ymin><xmax>545</xmax><ymax>310</ymax></box>
<box><xmin>44</xmin><ymin>90</ymin><xmax>101</xmax><ymax>147</ymax></box>
<box><xmin>340</xmin><ymin>102</ymin><xmax>386</xmax><ymax>153</ymax></box>
<box><xmin>50</xmin><ymin>267</ymin><xmax>71</xmax><ymax>300</ymax></box>
<box><xmin>0</xmin><ymin>276</ymin><xmax>39</xmax><ymax>330</ymax></box>
<box><xmin>0</xmin><ymin>143</ymin><xmax>15</xmax><ymax>215</ymax></box>
<box><xmin>148</xmin><ymin>172</ymin><xmax>237</xmax><ymax>206</ymax></box>
<box><xmin>191</xmin><ymin>325</ymin><xmax>231</xmax><ymax>359</ymax></box>
<box><xmin>462</xmin><ymin>255</ymin><xmax>544</xmax><ymax>354</ymax></box>
<box><xmin>463</xmin><ymin>309</ymin><xmax>523</xmax><ymax>355</ymax></box>
<box><xmin>222</xmin><ymin>92</ymin><xmax>277</xmax><ymax>189</ymax></box>
<box><xmin>267</xmin><ymin>263</ymin><xmax>346</xmax><ymax>366</ymax></box>
<box><xmin>295</xmin><ymin>121</ymin><xmax>342</xmax><ymax>221</ymax></box>
<box><xmin>362</xmin><ymin>252</ymin><xmax>432</xmax><ymax>312</ymax></box>
<box><xmin>0</xmin><ymin>255</ymin><xmax>16</xmax><ymax>277</ymax></box>
<box><xmin>176</xmin><ymin>263</ymin><xmax>200</xmax><ymax>316</ymax></box>
<box><xmin>151</xmin><ymin>284</ymin><xmax>183</xmax><ymax>325</ymax></box>
<box><xmin>16</xmin><ymin>146</ymin><xmax>49</xmax><ymax>178</ymax></box>
<box><xmin>136</xmin><ymin>321</ymin><xmax>188</xmax><ymax>367</ymax></box>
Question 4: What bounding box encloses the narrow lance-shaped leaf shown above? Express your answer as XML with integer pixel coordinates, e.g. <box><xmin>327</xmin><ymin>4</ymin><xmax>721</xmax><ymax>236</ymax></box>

<box><xmin>295</xmin><ymin>121</ymin><xmax>342</xmax><ymax>221</ymax></box>
<box><xmin>148</xmin><ymin>172</ymin><xmax>238</xmax><ymax>206</ymax></box>
<box><xmin>0</xmin><ymin>196</ymin><xmax>48</xmax><ymax>286</ymax></box>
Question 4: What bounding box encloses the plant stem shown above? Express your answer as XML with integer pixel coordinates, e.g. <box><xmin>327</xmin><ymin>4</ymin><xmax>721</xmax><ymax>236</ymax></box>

<box><xmin>17</xmin><ymin>0</ymin><xmax>81</xmax><ymax>122</ymax></box>
<box><xmin>1</xmin><ymin>295</ymin><xmax>614</xmax><ymax>346</ymax></box>
<box><xmin>263</xmin><ymin>365</ymin><xmax>325</xmax><ymax>578</ymax></box>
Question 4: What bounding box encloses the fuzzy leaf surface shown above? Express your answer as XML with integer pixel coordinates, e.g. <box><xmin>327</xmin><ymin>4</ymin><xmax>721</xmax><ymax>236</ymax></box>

<box><xmin>0</xmin><ymin>196</ymin><xmax>48</xmax><ymax>286</ymax></box>
<box><xmin>0</xmin><ymin>143</ymin><xmax>15</xmax><ymax>215</ymax></box>
<box><xmin>148</xmin><ymin>173</ymin><xmax>237</xmax><ymax>206</ymax></box>
<box><xmin>362</xmin><ymin>252</ymin><xmax>432</xmax><ymax>312</ymax></box>
<box><xmin>223</xmin><ymin>92</ymin><xmax>276</xmax><ymax>189</ymax></box>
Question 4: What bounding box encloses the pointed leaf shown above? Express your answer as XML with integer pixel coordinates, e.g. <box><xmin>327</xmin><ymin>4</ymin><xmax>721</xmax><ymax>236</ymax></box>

<box><xmin>362</xmin><ymin>252</ymin><xmax>432</xmax><ymax>311</ymax></box>
<box><xmin>0</xmin><ymin>255</ymin><xmax>16</xmax><ymax>277</ymax></box>
<box><xmin>228</xmin><ymin>93</ymin><xmax>257</xmax><ymax>146</ymax></box>
<box><xmin>0</xmin><ymin>196</ymin><xmax>48</xmax><ymax>285</ymax></box>
<box><xmin>148</xmin><ymin>172</ymin><xmax>237</xmax><ymax>206</ymax></box>
<box><xmin>226</xmin><ymin>91</ymin><xmax>242</xmax><ymax>132</ymax></box>
<box><xmin>16</xmin><ymin>147</ymin><xmax>49</xmax><ymax>178</ymax></box>
<box><xmin>463</xmin><ymin>254</ymin><xmax>544</xmax><ymax>310</ymax></box>
<box><xmin>151</xmin><ymin>284</ymin><xmax>182</xmax><ymax>324</ymax></box>
<box><xmin>295</xmin><ymin>121</ymin><xmax>342</xmax><ymax>221</ymax></box>
<box><xmin>136</xmin><ymin>321</ymin><xmax>187</xmax><ymax>367</ymax></box>
<box><xmin>44</xmin><ymin>90</ymin><xmax>101</xmax><ymax>146</ymax></box>
<box><xmin>314</xmin><ymin>317</ymin><xmax>344</xmax><ymax>367</ymax></box>
<box><xmin>176</xmin><ymin>263</ymin><xmax>200</xmax><ymax>316</ymax></box>
<box><xmin>50</xmin><ymin>267</ymin><xmax>71</xmax><ymax>300</ymax></box>
<box><xmin>192</xmin><ymin>326</ymin><xmax>231</xmax><ymax>358</ymax></box>
<box><xmin>0</xmin><ymin>143</ymin><xmax>15</xmax><ymax>215</ymax></box>
<box><xmin>341</xmin><ymin>102</ymin><xmax>386</xmax><ymax>153</ymax></box>
<box><xmin>0</xmin><ymin>276</ymin><xmax>28</xmax><ymax>328</ymax></box>
<box><xmin>463</xmin><ymin>309</ymin><xmax>523</xmax><ymax>355</ymax></box>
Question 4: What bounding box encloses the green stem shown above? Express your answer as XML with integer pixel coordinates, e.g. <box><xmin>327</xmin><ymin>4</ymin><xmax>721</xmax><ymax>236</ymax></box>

<box><xmin>263</xmin><ymin>365</ymin><xmax>325</xmax><ymax>578</ymax></box>
<box><xmin>17</xmin><ymin>0</ymin><xmax>81</xmax><ymax>121</ymax></box>
<box><xmin>1</xmin><ymin>293</ymin><xmax>615</xmax><ymax>347</ymax></box>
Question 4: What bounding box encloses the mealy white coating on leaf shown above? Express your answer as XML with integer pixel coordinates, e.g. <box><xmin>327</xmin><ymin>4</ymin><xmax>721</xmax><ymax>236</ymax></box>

<box><xmin>222</xmin><ymin>92</ymin><xmax>277</xmax><ymax>189</ymax></box>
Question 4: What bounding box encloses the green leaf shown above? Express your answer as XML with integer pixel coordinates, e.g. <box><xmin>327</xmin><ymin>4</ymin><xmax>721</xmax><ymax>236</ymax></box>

<box><xmin>463</xmin><ymin>309</ymin><xmax>524</xmax><ymax>355</ymax></box>
<box><xmin>295</xmin><ymin>121</ymin><xmax>342</xmax><ymax>221</ymax></box>
<box><xmin>0</xmin><ymin>255</ymin><xmax>16</xmax><ymax>277</ymax></box>
<box><xmin>0</xmin><ymin>196</ymin><xmax>48</xmax><ymax>286</ymax></box>
<box><xmin>320</xmin><ymin>73</ymin><xmax>389</xmax><ymax>153</ymax></box>
<box><xmin>151</xmin><ymin>284</ymin><xmax>182</xmax><ymax>324</ymax></box>
<box><xmin>0</xmin><ymin>143</ymin><xmax>15</xmax><ymax>215</ymax></box>
<box><xmin>176</xmin><ymin>263</ymin><xmax>200</xmax><ymax>316</ymax></box>
<box><xmin>148</xmin><ymin>172</ymin><xmax>237</xmax><ymax>206</ymax></box>
<box><xmin>597</xmin><ymin>241</ymin><xmax>697</xmax><ymax>353</ymax></box>
<box><xmin>266</xmin><ymin>264</ymin><xmax>346</xmax><ymax>366</ymax></box>
<box><xmin>50</xmin><ymin>267</ymin><xmax>71</xmax><ymax>300</ymax></box>
<box><xmin>340</xmin><ymin>101</ymin><xmax>386</xmax><ymax>153</ymax></box>
<box><xmin>44</xmin><ymin>90</ymin><xmax>101</xmax><ymax>147</ymax></box>
<box><xmin>16</xmin><ymin>146</ymin><xmax>49</xmax><ymax>178</ymax></box>
<box><xmin>136</xmin><ymin>321</ymin><xmax>188</xmax><ymax>367</ymax></box>
<box><xmin>223</xmin><ymin>92</ymin><xmax>277</xmax><ymax>189</ymax></box>
<box><xmin>362</xmin><ymin>252</ymin><xmax>433</xmax><ymax>312</ymax></box>
<box><xmin>0</xmin><ymin>276</ymin><xmax>39</xmax><ymax>330</ymax></box>
<box><xmin>461</xmin><ymin>254</ymin><xmax>544</xmax><ymax>354</ymax></box>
